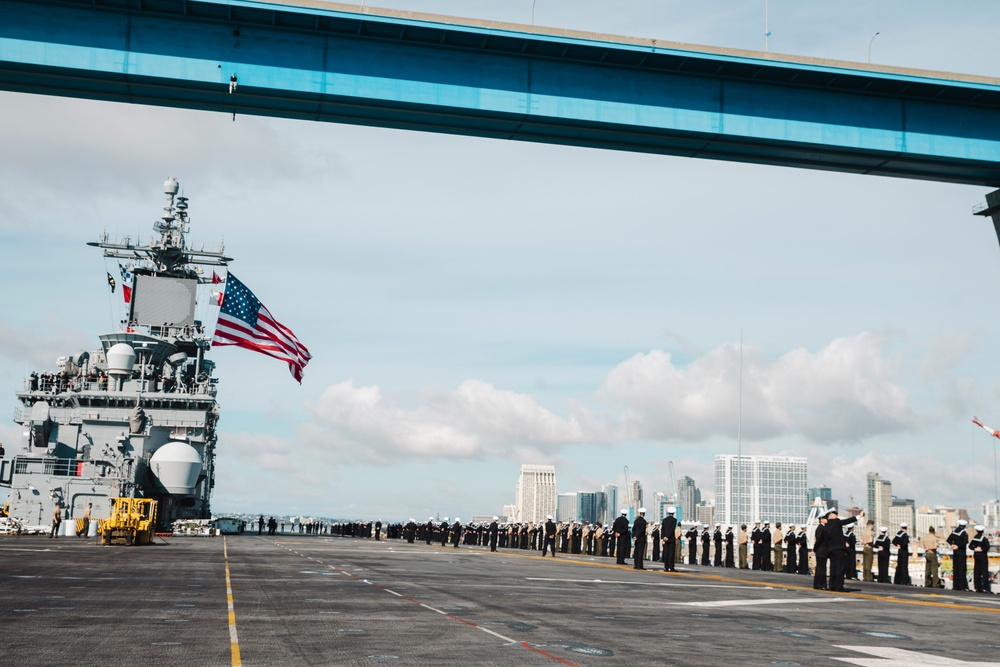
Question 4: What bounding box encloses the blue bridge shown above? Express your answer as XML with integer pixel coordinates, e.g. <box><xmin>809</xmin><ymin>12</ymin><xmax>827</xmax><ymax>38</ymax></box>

<box><xmin>2</xmin><ymin>0</ymin><xmax>1000</xmax><ymax>191</ymax></box>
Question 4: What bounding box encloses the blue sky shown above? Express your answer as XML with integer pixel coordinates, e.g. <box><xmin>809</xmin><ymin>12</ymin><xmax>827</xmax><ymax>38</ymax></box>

<box><xmin>2</xmin><ymin>0</ymin><xmax>1000</xmax><ymax>521</ymax></box>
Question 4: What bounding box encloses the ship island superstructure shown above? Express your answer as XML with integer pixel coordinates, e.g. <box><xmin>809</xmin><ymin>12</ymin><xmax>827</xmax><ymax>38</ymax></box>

<box><xmin>0</xmin><ymin>178</ymin><xmax>231</xmax><ymax>532</ymax></box>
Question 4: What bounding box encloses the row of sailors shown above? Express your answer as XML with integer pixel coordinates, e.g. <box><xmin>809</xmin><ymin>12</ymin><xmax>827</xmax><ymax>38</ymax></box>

<box><xmin>360</xmin><ymin>507</ymin><xmax>993</xmax><ymax>594</ymax></box>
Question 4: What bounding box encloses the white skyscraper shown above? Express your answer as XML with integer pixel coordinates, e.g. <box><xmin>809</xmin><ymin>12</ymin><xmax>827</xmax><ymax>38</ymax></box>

<box><xmin>514</xmin><ymin>464</ymin><xmax>557</xmax><ymax>523</ymax></box>
<box><xmin>715</xmin><ymin>455</ymin><xmax>808</xmax><ymax>526</ymax></box>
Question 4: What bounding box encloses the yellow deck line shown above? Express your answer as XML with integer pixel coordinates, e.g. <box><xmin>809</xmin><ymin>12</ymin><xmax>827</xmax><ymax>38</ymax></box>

<box><xmin>224</xmin><ymin>538</ymin><xmax>242</xmax><ymax>666</ymax></box>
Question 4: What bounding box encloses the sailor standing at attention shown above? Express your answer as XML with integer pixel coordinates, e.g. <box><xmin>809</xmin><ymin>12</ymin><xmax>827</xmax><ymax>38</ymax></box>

<box><xmin>632</xmin><ymin>508</ymin><xmax>648</xmax><ymax>569</ymax></box>
<box><xmin>425</xmin><ymin>517</ymin><xmax>435</xmax><ymax>545</ymax></box>
<box><xmin>891</xmin><ymin>522</ymin><xmax>911</xmax><ymax>585</ymax></box>
<box><xmin>713</xmin><ymin>524</ymin><xmax>723</xmax><ymax>567</ymax></box>
<box><xmin>761</xmin><ymin>521</ymin><xmax>773</xmax><ymax>571</ymax></box>
<box><xmin>651</xmin><ymin>523</ymin><xmax>661</xmax><ymax>562</ymax></box>
<box><xmin>874</xmin><ymin>526</ymin><xmax>892</xmax><ymax>583</ymax></box>
<box><xmin>971</xmin><ymin>525</ymin><xmax>991</xmax><ymax>593</ymax></box>
<box><xmin>440</xmin><ymin>518</ymin><xmax>450</xmax><ymax>547</ymax></box>
<box><xmin>812</xmin><ymin>511</ymin><xmax>830</xmax><ymax>590</ymax></box>
<box><xmin>750</xmin><ymin>521</ymin><xmax>763</xmax><ymax>570</ymax></box>
<box><xmin>724</xmin><ymin>525</ymin><xmax>735</xmax><ymax>568</ymax></box>
<box><xmin>489</xmin><ymin>516</ymin><xmax>499</xmax><ymax>552</ymax></box>
<box><xmin>783</xmin><ymin>525</ymin><xmax>797</xmax><ymax>573</ymax></box>
<box><xmin>543</xmin><ymin>515</ymin><xmax>557</xmax><ymax>556</ymax></box>
<box><xmin>686</xmin><ymin>524</ymin><xmax>699</xmax><ymax>565</ymax></box>
<box><xmin>947</xmin><ymin>520</ymin><xmax>970</xmax><ymax>591</ymax></box>
<box><xmin>700</xmin><ymin>524</ymin><xmax>711</xmax><ymax>566</ymax></box>
<box><xmin>661</xmin><ymin>507</ymin><xmax>679</xmax><ymax>572</ymax></box>
<box><xmin>796</xmin><ymin>526</ymin><xmax>810</xmax><ymax>575</ymax></box>
<box><xmin>613</xmin><ymin>509</ymin><xmax>630</xmax><ymax>565</ymax></box>
<box><xmin>451</xmin><ymin>518</ymin><xmax>463</xmax><ymax>548</ymax></box>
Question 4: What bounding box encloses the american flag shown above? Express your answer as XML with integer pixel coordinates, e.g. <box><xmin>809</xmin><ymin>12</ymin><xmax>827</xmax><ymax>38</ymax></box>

<box><xmin>212</xmin><ymin>273</ymin><xmax>312</xmax><ymax>383</ymax></box>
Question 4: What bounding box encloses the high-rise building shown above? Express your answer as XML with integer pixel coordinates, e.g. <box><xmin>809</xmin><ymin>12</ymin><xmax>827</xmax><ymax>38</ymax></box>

<box><xmin>867</xmin><ymin>473</ymin><xmax>892</xmax><ymax>531</ymax></box>
<box><xmin>577</xmin><ymin>491</ymin><xmax>606</xmax><ymax>525</ymax></box>
<box><xmin>696</xmin><ymin>502</ymin><xmax>715</xmax><ymax>527</ymax></box>
<box><xmin>630</xmin><ymin>480</ymin><xmax>644</xmax><ymax>511</ymax></box>
<box><xmin>916</xmin><ymin>505</ymin><xmax>958</xmax><ymax>536</ymax></box>
<box><xmin>677</xmin><ymin>476</ymin><xmax>700</xmax><ymax>523</ymax></box>
<box><xmin>984</xmin><ymin>499</ymin><xmax>1000</xmax><ymax>529</ymax></box>
<box><xmin>557</xmin><ymin>493</ymin><xmax>577</xmax><ymax>522</ymax></box>
<box><xmin>514</xmin><ymin>464</ymin><xmax>557</xmax><ymax>524</ymax></box>
<box><xmin>602</xmin><ymin>484</ymin><xmax>619</xmax><ymax>525</ymax></box>
<box><xmin>808</xmin><ymin>486</ymin><xmax>832</xmax><ymax>503</ymax></box>
<box><xmin>889</xmin><ymin>498</ymin><xmax>915</xmax><ymax>534</ymax></box>
<box><xmin>715</xmin><ymin>455</ymin><xmax>808</xmax><ymax>526</ymax></box>
<box><xmin>651</xmin><ymin>491</ymin><xmax>667</xmax><ymax>524</ymax></box>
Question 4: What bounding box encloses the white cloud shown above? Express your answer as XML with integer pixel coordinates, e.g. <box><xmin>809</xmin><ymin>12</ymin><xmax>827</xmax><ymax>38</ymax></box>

<box><xmin>298</xmin><ymin>332</ymin><xmax>916</xmax><ymax>463</ymax></box>
<box><xmin>602</xmin><ymin>332</ymin><xmax>914</xmax><ymax>444</ymax></box>
<box><xmin>301</xmin><ymin>379</ymin><xmax>604</xmax><ymax>463</ymax></box>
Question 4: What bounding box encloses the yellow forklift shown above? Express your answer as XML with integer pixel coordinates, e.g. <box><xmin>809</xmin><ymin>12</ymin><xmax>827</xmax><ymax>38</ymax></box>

<box><xmin>98</xmin><ymin>498</ymin><xmax>158</xmax><ymax>546</ymax></box>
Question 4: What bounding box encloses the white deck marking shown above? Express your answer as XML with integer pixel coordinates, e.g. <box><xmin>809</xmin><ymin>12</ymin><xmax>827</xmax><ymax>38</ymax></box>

<box><xmin>833</xmin><ymin>645</ymin><xmax>1000</xmax><ymax>666</ymax></box>
<box><xmin>526</xmin><ymin>576</ymin><xmax>758</xmax><ymax>589</ymax></box>
<box><xmin>666</xmin><ymin>597</ymin><xmax>852</xmax><ymax>607</ymax></box>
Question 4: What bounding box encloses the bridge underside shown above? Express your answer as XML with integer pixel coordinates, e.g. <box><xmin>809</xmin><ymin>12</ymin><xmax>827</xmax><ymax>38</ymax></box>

<box><xmin>2</xmin><ymin>0</ymin><xmax>1000</xmax><ymax>187</ymax></box>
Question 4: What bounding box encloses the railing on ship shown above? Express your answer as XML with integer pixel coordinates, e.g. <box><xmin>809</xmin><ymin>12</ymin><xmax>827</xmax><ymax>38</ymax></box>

<box><xmin>22</xmin><ymin>375</ymin><xmax>215</xmax><ymax>397</ymax></box>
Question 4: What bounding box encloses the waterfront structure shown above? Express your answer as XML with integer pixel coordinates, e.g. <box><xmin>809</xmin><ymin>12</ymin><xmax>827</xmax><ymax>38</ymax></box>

<box><xmin>867</xmin><ymin>473</ymin><xmax>893</xmax><ymax>532</ymax></box>
<box><xmin>557</xmin><ymin>493</ymin><xmax>577</xmax><ymax>522</ymax></box>
<box><xmin>715</xmin><ymin>455</ymin><xmax>808</xmax><ymax>526</ymax></box>
<box><xmin>514</xmin><ymin>464</ymin><xmax>557</xmax><ymax>524</ymax></box>
<box><xmin>677</xmin><ymin>476</ymin><xmax>700</xmax><ymax>523</ymax></box>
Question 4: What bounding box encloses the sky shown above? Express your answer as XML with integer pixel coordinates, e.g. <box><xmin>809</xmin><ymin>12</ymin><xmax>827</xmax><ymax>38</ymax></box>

<box><xmin>2</xmin><ymin>0</ymin><xmax>1000</xmax><ymax>522</ymax></box>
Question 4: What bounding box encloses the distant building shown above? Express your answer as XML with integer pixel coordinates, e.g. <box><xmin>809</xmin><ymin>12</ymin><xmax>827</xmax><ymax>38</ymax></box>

<box><xmin>557</xmin><ymin>493</ymin><xmax>577</xmax><ymax>522</ymax></box>
<box><xmin>502</xmin><ymin>504</ymin><xmax>516</xmax><ymax>523</ymax></box>
<box><xmin>808</xmin><ymin>485</ymin><xmax>838</xmax><ymax>510</ymax></box>
<box><xmin>889</xmin><ymin>498</ymin><xmax>915</xmax><ymax>534</ymax></box>
<box><xmin>916</xmin><ymin>505</ymin><xmax>960</xmax><ymax>536</ymax></box>
<box><xmin>677</xmin><ymin>476</ymin><xmax>700</xmax><ymax>523</ymax></box>
<box><xmin>867</xmin><ymin>473</ymin><xmax>892</xmax><ymax>532</ymax></box>
<box><xmin>651</xmin><ymin>491</ymin><xmax>667</xmax><ymax>524</ymax></box>
<box><xmin>696</xmin><ymin>503</ymin><xmax>715</xmax><ymax>527</ymax></box>
<box><xmin>514</xmin><ymin>464</ymin><xmax>557</xmax><ymax>524</ymax></box>
<box><xmin>630</xmin><ymin>480</ymin><xmax>644</xmax><ymax>512</ymax></box>
<box><xmin>983</xmin><ymin>499</ymin><xmax>1000</xmax><ymax>529</ymax></box>
<box><xmin>603</xmin><ymin>484</ymin><xmax>619</xmax><ymax>525</ymax></box>
<box><xmin>715</xmin><ymin>455</ymin><xmax>808</xmax><ymax>526</ymax></box>
<box><xmin>577</xmin><ymin>491</ymin><xmax>606</xmax><ymax>525</ymax></box>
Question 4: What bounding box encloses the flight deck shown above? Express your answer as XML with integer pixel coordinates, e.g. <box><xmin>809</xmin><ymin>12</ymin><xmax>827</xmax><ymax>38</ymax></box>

<box><xmin>2</xmin><ymin>534</ymin><xmax>998</xmax><ymax>666</ymax></box>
